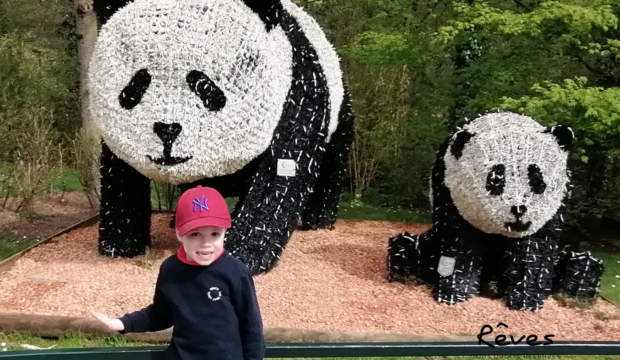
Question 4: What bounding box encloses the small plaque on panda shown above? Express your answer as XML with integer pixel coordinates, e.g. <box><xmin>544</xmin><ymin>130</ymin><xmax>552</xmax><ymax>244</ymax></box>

<box><xmin>437</xmin><ymin>256</ymin><xmax>456</xmax><ymax>277</ymax></box>
<box><xmin>277</xmin><ymin>159</ymin><xmax>296</xmax><ymax>177</ymax></box>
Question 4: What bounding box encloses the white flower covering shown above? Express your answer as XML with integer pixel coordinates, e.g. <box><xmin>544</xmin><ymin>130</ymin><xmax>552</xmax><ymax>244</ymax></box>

<box><xmin>280</xmin><ymin>0</ymin><xmax>343</xmax><ymax>142</ymax></box>
<box><xmin>88</xmin><ymin>0</ymin><xmax>294</xmax><ymax>184</ymax></box>
<box><xmin>443</xmin><ymin>112</ymin><xmax>570</xmax><ymax>238</ymax></box>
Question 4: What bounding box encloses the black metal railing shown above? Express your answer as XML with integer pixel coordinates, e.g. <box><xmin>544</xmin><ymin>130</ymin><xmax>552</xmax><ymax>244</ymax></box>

<box><xmin>0</xmin><ymin>341</ymin><xmax>619</xmax><ymax>359</ymax></box>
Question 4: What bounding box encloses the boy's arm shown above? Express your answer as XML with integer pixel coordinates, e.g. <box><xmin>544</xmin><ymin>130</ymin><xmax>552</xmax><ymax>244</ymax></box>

<box><xmin>233</xmin><ymin>267</ymin><xmax>266</xmax><ymax>360</ymax></box>
<box><xmin>118</xmin><ymin>269</ymin><xmax>173</xmax><ymax>334</ymax></box>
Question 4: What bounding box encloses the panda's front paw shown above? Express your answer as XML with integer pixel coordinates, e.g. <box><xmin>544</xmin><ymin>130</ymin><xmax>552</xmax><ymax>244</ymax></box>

<box><xmin>387</xmin><ymin>232</ymin><xmax>423</xmax><ymax>283</ymax></box>
<box><xmin>300</xmin><ymin>208</ymin><xmax>337</xmax><ymax>231</ymax></box>
<box><xmin>432</xmin><ymin>251</ymin><xmax>484</xmax><ymax>305</ymax></box>
<box><xmin>505</xmin><ymin>293</ymin><xmax>545</xmax><ymax>311</ymax></box>
<box><xmin>225</xmin><ymin>232</ymin><xmax>285</xmax><ymax>275</ymax></box>
<box><xmin>435</xmin><ymin>278</ymin><xmax>476</xmax><ymax>305</ymax></box>
<box><xmin>436</xmin><ymin>294</ymin><xmax>467</xmax><ymax>306</ymax></box>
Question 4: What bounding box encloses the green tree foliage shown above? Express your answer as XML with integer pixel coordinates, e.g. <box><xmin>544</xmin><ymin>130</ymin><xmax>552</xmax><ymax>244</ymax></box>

<box><xmin>2</xmin><ymin>0</ymin><xmax>619</xmax><ymax>226</ymax></box>
<box><xmin>433</xmin><ymin>0</ymin><xmax>620</xmax><ymax>219</ymax></box>
<box><xmin>301</xmin><ymin>0</ymin><xmax>620</xmax><ymax>220</ymax></box>
<box><xmin>299</xmin><ymin>0</ymin><xmax>454</xmax><ymax>209</ymax></box>
<box><xmin>501</xmin><ymin>77</ymin><xmax>620</xmax><ymax>151</ymax></box>
<box><xmin>0</xmin><ymin>0</ymin><xmax>79</xmax><ymax>162</ymax></box>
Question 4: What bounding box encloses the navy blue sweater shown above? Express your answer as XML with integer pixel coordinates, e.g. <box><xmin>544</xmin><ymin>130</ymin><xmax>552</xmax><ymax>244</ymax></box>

<box><xmin>118</xmin><ymin>251</ymin><xmax>265</xmax><ymax>360</ymax></box>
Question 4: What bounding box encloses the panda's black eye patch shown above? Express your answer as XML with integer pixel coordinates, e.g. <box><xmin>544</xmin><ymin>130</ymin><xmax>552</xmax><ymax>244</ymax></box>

<box><xmin>119</xmin><ymin>69</ymin><xmax>151</xmax><ymax>110</ymax></box>
<box><xmin>528</xmin><ymin>164</ymin><xmax>546</xmax><ymax>194</ymax></box>
<box><xmin>486</xmin><ymin>164</ymin><xmax>505</xmax><ymax>196</ymax></box>
<box><xmin>186</xmin><ymin>70</ymin><xmax>226</xmax><ymax>112</ymax></box>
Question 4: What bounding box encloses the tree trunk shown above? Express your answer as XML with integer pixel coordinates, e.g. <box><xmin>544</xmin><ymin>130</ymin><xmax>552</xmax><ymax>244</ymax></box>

<box><xmin>75</xmin><ymin>0</ymin><xmax>101</xmax><ymax>201</ymax></box>
<box><xmin>75</xmin><ymin>0</ymin><xmax>97</xmax><ymax>131</ymax></box>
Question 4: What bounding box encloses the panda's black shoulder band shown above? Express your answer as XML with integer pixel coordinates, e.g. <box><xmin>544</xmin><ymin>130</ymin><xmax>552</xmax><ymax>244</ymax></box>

<box><xmin>242</xmin><ymin>0</ymin><xmax>284</xmax><ymax>32</ymax></box>
<box><xmin>450</xmin><ymin>130</ymin><xmax>474</xmax><ymax>160</ymax></box>
<box><xmin>94</xmin><ymin>0</ymin><xmax>134</xmax><ymax>25</ymax></box>
<box><xmin>544</xmin><ymin>125</ymin><xmax>575</xmax><ymax>151</ymax></box>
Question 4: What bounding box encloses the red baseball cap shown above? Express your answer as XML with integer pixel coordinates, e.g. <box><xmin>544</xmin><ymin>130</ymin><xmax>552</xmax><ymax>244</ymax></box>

<box><xmin>175</xmin><ymin>186</ymin><xmax>231</xmax><ymax>236</ymax></box>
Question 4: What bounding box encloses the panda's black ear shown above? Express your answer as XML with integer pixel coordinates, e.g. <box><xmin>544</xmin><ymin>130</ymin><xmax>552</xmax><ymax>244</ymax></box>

<box><xmin>545</xmin><ymin>124</ymin><xmax>575</xmax><ymax>151</ymax></box>
<box><xmin>242</xmin><ymin>0</ymin><xmax>283</xmax><ymax>32</ymax></box>
<box><xmin>450</xmin><ymin>129</ymin><xmax>474</xmax><ymax>160</ymax></box>
<box><xmin>94</xmin><ymin>0</ymin><xmax>134</xmax><ymax>25</ymax></box>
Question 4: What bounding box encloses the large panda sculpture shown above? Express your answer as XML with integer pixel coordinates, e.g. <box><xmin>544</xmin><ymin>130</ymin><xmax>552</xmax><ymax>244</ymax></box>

<box><xmin>89</xmin><ymin>0</ymin><xmax>354</xmax><ymax>275</ymax></box>
<box><xmin>387</xmin><ymin>111</ymin><xmax>604</xmax><ymax>311</ymax></box>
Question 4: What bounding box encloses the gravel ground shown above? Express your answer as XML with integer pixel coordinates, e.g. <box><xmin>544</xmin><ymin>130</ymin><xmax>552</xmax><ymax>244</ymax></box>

<box><xmin>0</xmin><ymin>214</ymin><xmax>618</xmax><ymax>341</ymax></box>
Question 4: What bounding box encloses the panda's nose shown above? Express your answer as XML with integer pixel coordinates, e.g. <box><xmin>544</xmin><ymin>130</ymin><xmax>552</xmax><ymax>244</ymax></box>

<box><xmin>147</xmin><ymin>121</ymin><xmax>192</xmax><ymax>166</ymax></box>
<box><xmin>511</xmin><ymin>205</ymin><xmax>527</xmax><ymax>219</ymax></box>
<box><xmin>154</xmin><ymin>122</ymin><xmax>182</xmax><ymax>145</ymax></box>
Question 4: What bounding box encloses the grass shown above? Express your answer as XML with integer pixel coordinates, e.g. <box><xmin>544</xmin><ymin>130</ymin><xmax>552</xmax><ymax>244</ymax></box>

<box><xmin>0</xmin><ymin>165</ymin><xmax>83</xmax><ymax>198</ymax></box>
<box><xmin>1</xmin><ymin>333</ymin><xmax>620</xmax><ymax>360</ymax></box>
<box><xmin>47</xmin><ymin>168</ymin><xmax>83</xmax><ymax>193</ymax></box>
<box><xmin>0</xmin><ymin>230</ymin><xmax>39</xmax><ymax>262</ymax></box>
<box><xmin>0</xmin><ymin>165</ymin><xmax>433</xmax><ymax>224</ymax></box>
<box><xmin>338</xmin><ymin>202</ymin><xmax>430</xmax><ymax>223</ymax></box>
<box><xmin>592</xmin><ymin>310</ymin><xmax>620</xmax><ymax>321</ymax></box>
<box><xmin>135</xmin><ymin>246</ymin><xmax>157</xmax><ymax>270</ymax></box>
<box><xmin>592</xmin><ymin>251</ymin><xmax>620</xmax><ymax>306</ymax></box>
<box><xmin>146</xmin><ymin>185</ymin><xmax>432</xmax><ymax>225</ymax></box>
<box><xmin>0</xmin><ymin>332</ymin><xmax>151</xmax><ymax>351</ymax></box>
<box><xmin>552</xmin><ymin>293</ymin><xmax>597</xmax><ymax>309</ymax></box>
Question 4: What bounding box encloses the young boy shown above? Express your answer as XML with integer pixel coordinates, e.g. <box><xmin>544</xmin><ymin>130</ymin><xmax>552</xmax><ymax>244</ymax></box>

<box><xmin>91</xmin><ymin>186</ymin><xmax>266</xmax><ymax>360</ymax></box>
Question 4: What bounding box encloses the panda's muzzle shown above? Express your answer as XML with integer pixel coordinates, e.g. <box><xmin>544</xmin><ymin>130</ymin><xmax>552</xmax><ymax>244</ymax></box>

<box><xmin>505</xmin><ymin>205</ymin><xmax>531</xmax><ymax>232</ymax></box>
<box><xmin>147</xmin><ymin>122</ymin><xmax>193</xmax><ymax>166</ymax></box>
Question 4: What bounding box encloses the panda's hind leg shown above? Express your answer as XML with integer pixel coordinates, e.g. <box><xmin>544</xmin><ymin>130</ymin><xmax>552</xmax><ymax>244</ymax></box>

<box><xmin>99</xmin><ymin>140</ymin><xmax>152</xmax><ymax>257</ymax></box>
<box><xmin>300</xmin><ymin>88</ymin><xmax>354</xmax><ymax>231</ymax></box>
<box><xmin>387</xmin><ymin>231</ymin><xmax>427</xmax><ymax>284</ymax></box>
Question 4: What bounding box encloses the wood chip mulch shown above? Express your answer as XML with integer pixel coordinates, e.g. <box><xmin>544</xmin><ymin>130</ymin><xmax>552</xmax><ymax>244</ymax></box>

<box><xmin>0</xmin><ymin>214</ymin><xmax>618</xmax><ymax>341</ymax></box>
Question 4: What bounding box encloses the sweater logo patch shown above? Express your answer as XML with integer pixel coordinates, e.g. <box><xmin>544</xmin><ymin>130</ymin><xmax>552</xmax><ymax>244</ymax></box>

<box><xmin>208</xmin><ymin>287</ymin><xmax>221</xmax><ymax>301</ymax></box>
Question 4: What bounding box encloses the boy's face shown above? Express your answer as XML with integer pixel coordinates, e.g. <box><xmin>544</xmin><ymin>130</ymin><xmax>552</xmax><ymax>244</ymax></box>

<box><xmin>177</xmin><ymin>226</ymin><xmax>226</xmax><ymax>265</ymax></box>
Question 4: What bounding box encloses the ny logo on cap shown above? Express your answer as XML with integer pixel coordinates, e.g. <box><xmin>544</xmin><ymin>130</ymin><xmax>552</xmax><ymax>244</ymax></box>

<box><xmin>192</xmin><ymin>196</ymin><xmax>209</xmax><ymax>212</ymax></box>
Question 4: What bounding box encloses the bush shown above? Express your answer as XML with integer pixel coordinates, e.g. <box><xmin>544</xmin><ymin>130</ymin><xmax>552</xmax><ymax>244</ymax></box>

<box><xmin>0</xmin><ymin>0</ymin><xmax>79</xmax><ymax>163</ymax></box>
<box><xmin>152</xmin><ymin>182</ymin><xmax>181</xmax><ymax>211</ymax></box>
<box><xmin>69</xmin><ymin>129</ymin><xmax>101</xmax><ymax>208</ymax></box>
<box><xmin>11</xmin><ymin>107</ymin><xmax>59</xmax><ymax>215</ymax></box>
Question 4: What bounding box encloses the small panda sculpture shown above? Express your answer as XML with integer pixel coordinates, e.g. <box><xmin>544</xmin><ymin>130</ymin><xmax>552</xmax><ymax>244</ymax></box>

<box><xmin>89</xmin><ymin>0</ymin><xmax>354</xmax><ymax>274</ymax></box>
<box><xmin>387</xmin><ymin>111</ymin><xmax>602</xmax><ymax>311</ymax></box>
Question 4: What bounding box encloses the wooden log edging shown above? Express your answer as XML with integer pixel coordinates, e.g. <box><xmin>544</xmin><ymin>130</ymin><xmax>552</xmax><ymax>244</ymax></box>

<box><xmin>0</xmin><ymin>312</ymin><xmax>476</xmax><ymax>343</ymax></box>
<box><xmin>0</xmin><ymin>214</ymin><xmax>100</xmax><ymax>276</ymax></box>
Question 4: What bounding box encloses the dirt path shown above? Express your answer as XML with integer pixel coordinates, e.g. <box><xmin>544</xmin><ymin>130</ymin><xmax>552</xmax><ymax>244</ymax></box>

<box><xmin>0</xmin><ymin>192</ymin><xmax>97</xmax><ymax>240</ymax></box>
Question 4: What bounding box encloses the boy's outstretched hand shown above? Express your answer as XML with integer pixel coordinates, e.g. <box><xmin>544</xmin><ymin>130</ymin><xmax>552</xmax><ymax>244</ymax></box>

<box><xmin>90</xmin><ymin>311</ymin><xmax>125</xmax><ymax>332</ymax></box>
